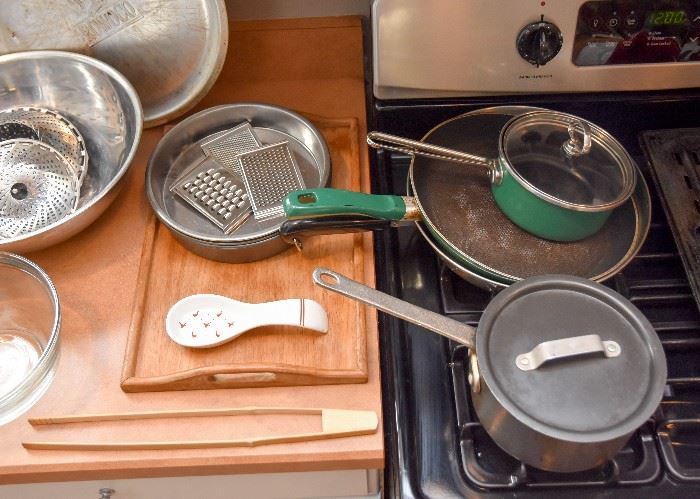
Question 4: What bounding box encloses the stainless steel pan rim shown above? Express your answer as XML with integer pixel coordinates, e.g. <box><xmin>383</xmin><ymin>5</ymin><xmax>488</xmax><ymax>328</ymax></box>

<box><xmin>146</xmin><ymin>103</ymin><xmax>331</xmax><ymax>251</ymax></box>
<box><xmin>414</xmin><ymin>221</ymin><xmax>507</xmax><ymax>291</ymax></box>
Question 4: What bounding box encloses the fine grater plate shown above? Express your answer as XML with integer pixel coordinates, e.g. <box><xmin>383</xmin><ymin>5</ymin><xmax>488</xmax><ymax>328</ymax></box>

<box><xmin>238</xmin><ymin>141</ymin><xmax>306</xmax><ymax>221</ymax></box>
<box><xmin>0</xmin><ymin>140</ymin><xmax>81</xmax><ymax>238</ymax></box>
<box><xmin>0</xmin><ymin>107</ymin><xmax>89</xmax><ymax>185</ymax></box>
<box><xmin>170</xmin><ymin>159</ymin><xmax>252</xmax><ymax>234</ymax></box>
<box><xmin>200</xmin><ymin>122</ymin><xmax>262</xmax><ymax>175</ymax></box>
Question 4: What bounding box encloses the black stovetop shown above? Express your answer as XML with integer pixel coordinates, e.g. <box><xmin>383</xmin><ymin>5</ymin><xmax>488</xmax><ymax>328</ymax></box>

<box><xmin>368</xmin><ymin>90</ymin><xmax>700</xmax><ymax>498</ymax></box>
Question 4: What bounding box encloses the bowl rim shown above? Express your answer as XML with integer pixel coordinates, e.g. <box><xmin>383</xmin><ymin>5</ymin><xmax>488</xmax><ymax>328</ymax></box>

<box><xmin>0</xmin><ymin>252</ymin><xmax>60</xmax><ymax>412</ymax></box>
<box><xmin>0</xmin><ymin>50</ymin><xmax>144</xmax><ymax>246</ymax></box>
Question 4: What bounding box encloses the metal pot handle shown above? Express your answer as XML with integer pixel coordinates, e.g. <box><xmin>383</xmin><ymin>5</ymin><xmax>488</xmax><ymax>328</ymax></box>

<box><xmin>515</xmin><ymin>334</ymin><xmax>621</xmax><ymax>371</ymax></box>
<box><xmin>312</xmin><ymin>267</ymin><xmax>476</xmax><ymax>349</ymax></box>
<box><xmin>367</xmin><ymin>132</ymin><xmax>502</xmax><ymax>183</ymax></box>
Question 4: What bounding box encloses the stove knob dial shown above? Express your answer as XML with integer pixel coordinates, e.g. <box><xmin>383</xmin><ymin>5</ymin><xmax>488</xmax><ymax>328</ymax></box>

<box><xmin>516</xmin><ymin>20</ymin><xmax>563</xmax><ymax>66</ymax></box>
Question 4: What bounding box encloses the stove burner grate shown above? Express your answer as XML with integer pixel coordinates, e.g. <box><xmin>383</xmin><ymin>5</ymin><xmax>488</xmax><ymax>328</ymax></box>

<box><xmin>450</xmin><ymin>344</ymin><xmax>662</xmax><ymax>489</ymax></box>
<box><xmin>642</xmin><ymin>129</ymin><xmax>700</xmax><ymax>312</ymax></box>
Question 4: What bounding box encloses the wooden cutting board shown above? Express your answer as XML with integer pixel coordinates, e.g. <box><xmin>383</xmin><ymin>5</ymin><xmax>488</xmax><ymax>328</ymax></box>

<box><xmin>121</xmin><ymin>116</ymin><xmax>370</xmax><ymax>392</ymax></box>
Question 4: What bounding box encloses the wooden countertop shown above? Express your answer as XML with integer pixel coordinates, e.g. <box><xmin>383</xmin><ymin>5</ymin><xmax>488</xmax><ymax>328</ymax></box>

<box><xmin>0</xmin><ymin>16</ymin><xmax>383</xmax><ymax>484</ymax></box>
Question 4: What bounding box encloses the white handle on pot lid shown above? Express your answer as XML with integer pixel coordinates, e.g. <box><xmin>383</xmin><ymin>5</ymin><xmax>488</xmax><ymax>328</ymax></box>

<box><xmin>515</xmin><ymin>334</ymin><xmax>621</xmax><ymax>371</ymax></box>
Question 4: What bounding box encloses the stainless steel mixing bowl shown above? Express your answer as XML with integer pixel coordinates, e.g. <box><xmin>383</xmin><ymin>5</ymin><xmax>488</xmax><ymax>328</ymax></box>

<box><xmin>0</xmin><ymin>252</ymin><xmax>60</xmax><ymax>426</ymax></box>
<box><xmin>0</xmin><ymin>51</ymin><xmax>143</xmax><ymax>253</ymax></box>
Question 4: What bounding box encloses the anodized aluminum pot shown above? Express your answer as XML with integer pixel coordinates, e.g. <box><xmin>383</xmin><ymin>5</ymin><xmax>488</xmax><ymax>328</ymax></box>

<box><xmin>312</xmin><ymin>268</ymin><xmax>667</xmax><ymax>473</ymax></box>
<box><xmin>146</xmin><ymin>103</ymin><xmax>331</xmax><ymax>263</ymax></box>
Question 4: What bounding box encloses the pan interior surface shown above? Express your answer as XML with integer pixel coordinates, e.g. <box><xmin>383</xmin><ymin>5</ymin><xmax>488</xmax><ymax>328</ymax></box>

<box><xmin>476</xmin><ymin>275</ymin><xmax>666</xmax><ymax>442</ymax></box>
<box><xmin>410</xmin><ymin>108</ymin><xmax>648</xmax><ymax>281</ymax></box>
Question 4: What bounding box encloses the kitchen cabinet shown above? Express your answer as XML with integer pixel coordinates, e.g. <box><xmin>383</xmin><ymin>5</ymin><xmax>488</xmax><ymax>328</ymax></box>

<box><xmin>0</xmin><ymin>16</ymin><xmax>382</xmax><ymax>491</ymax></box>
<box><xmin>225</xmin><ymin>0</ymin><xmax>370</xmax><ymax>20</ymax></box>
<box><xmin>0</xmin><ymin>470</ymin><xmax>381</xmax><ymax>499</ymax></box>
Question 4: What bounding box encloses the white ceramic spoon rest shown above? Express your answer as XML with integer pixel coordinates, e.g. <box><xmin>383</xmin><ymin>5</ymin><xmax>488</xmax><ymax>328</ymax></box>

<box><xmin>166</xmin><ymin>294</ymin><xmax>328</xmax><ymax>348</ymax></box>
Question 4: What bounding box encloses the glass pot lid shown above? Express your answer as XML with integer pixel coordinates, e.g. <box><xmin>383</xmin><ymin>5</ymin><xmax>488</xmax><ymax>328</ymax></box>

<box><xmin>500</xmin><ymin>111</ymin><xmax>637</xmax><ymax>212</ymax></box>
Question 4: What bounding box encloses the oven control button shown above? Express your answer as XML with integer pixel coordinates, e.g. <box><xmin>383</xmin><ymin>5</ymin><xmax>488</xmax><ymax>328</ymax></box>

<box><xmin>589</xmin><ymin>15</ymin><xmax>605</xmax><ymax>32</ymax></box>
<box><xmin>607</xmin><ymin>14</ymin><xmax>620</xmax><ymax>30</ymax></box>
<box><xmin>625</xmin><ymin>12</ymin><xmax>640</xmax><ymax>31</ymax></box>
<box><xmin>516</xmin><ymin>20</ymin><xmax>564</xmax><ymax>66</ymax></box>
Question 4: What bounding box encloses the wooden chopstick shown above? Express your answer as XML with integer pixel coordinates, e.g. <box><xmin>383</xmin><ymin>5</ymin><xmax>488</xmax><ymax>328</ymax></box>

<box><xmin>28</xmin><ymin>406</ymin><xmax>322</xmax><ymax>425</ymax></box>
<box><xmin>23</xmin><ymin>407</ymin><xmax>378</xmax><ymax>451</ymax></box>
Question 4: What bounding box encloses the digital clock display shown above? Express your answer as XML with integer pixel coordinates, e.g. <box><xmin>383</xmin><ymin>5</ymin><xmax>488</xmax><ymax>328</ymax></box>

<box><xmin>648</xmin><ymin>10</ymin><xmax>688</xmax><ymax>25</ymax></box>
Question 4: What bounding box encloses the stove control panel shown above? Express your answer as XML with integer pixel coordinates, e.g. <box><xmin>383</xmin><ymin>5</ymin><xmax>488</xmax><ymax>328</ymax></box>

<box><xmin>517</xmin><ymin>19</ymin><xmax>564</xmax><ymax>66</ymax></box>
<box><xmin>373</xmin><ymin>0</ymin><xmax>700</xmax><ymax>98</ymax></box>
<box><xmin>575</xmin><ymin>1</ymin><xmax>700</xmax><ymax>65</ymax></box>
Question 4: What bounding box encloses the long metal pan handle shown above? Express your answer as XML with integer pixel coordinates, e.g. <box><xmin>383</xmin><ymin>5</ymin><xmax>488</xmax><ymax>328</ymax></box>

<box><xmin>367</xmin><ymin>131</ymin><xmax>500</xmax><ymax>181</ymax></box>
<box><xmin>312</xmin><ymin>268</ymin><xmax>476</xmax><ymax>349</ymax></box>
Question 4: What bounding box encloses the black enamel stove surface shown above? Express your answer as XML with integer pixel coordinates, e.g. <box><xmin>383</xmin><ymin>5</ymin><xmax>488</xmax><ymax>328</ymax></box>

<box><xmin>369</xmin><ymin>91</ymin><xmax>700</xmax><ymax>498</ymax></box>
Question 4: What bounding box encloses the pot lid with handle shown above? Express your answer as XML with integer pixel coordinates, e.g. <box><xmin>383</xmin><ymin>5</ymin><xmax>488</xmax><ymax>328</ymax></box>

<box><xmin>475</xmin><ymin>274</ymin><xmax>667</xmax><ymax>443</ymax></box>
<box><xmin>500</xmin><ymin>110</ymin><xmax>637</xmax><ymax>212</ymax></box>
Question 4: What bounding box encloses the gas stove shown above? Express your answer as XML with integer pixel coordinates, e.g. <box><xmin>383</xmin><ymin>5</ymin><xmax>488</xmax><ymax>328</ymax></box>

<box><xmin>367</xmin><ymin>1</ymin><xmax>700</xmax><ymax>497</ymax></box>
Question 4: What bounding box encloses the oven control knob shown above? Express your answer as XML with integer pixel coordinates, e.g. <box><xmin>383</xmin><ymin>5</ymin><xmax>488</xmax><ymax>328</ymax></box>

<box><xmin>516</xmin><ymin>20</ymin><xmax>563</xmax><ymax>66</ymax></box>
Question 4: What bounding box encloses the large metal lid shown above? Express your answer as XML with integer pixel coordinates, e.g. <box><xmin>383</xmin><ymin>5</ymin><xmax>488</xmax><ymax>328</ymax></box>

<box><xmin>476</xmin><ymin>274</ymin><xmax>667</xmax><ymax>443</ymax></box>
<box><xmin>0</xmin><ymin>0</ymin><xmax>228</xmax><ymax>127</ymax></box>
<box><xmin>500</xmin><ymin>111</ymin><xmax>636</xmax><ymax>212</ymax></box>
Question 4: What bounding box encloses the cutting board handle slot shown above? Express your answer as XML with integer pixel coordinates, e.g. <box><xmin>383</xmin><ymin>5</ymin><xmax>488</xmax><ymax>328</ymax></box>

<box><xmin>208</xmin><ymin>373</ymin><xmax>278</xmax><ymax>385</ymax></box>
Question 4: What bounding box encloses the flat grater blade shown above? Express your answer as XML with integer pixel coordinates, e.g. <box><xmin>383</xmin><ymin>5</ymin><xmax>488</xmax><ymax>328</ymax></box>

<box><xmin>200</xmin><ymin>122</ymin><xmax>262</xmax><ymax>176</ymax></box>
<box><xmin>237</xmin><ymin>141</ymin><xmax>306</xmax><ymax>221</ymax></box>
<box><xmin>170</xmin><ymin>158</ymin><xmax>252</xmax><ymax>235</ymax></box>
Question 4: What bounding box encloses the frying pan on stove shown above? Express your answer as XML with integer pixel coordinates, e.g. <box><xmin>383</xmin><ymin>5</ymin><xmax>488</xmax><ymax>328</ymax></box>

<box><xmin>280</xmin><ymin>107</ymin><xmax>651</xmax><ymax>290</ymax></box>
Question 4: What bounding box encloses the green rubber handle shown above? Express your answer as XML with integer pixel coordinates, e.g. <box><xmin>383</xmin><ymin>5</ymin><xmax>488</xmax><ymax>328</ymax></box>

<box><xmin>283</xmin><ymin>188</ymin><xmax>407</xmax><ymax>220</ymax></box>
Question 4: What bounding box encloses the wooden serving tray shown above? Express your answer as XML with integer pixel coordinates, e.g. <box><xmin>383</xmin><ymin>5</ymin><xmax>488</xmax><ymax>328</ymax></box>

<box><xmin>121</xmin><ymin>117</ymin><xmax>369</xmax><ymax>392</ymax></box>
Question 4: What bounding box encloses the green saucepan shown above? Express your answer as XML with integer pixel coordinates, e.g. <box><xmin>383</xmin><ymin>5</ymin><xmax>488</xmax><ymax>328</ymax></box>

<box><xmin>288</xmin><ymin>109</ymin><xmax>637</xmax><ymax>243</ymax></box>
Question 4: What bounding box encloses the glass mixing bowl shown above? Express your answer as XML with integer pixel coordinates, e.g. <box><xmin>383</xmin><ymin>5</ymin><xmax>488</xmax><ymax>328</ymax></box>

<box><xmin>0</xmin><ymin>252</ymin><xmax>59</xmax><ymax>425</ymax></box>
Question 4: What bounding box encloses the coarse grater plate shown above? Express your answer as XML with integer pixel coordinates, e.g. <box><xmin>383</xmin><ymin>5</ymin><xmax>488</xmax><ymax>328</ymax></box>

<box><xmin>0</xmin><ymin>107</ymin><xmax>88</xmax><ymax>185</ymax></box>
<box><xmin>0</xmin><ymin>140</ymin><xmax>80</xmax><ymax>238</ymax></box>
<box><xmin>200</xmin><ymin>122</ymin><xmax>262</xmax><ymax>176</ymax></box>
<box><xmin>641</xmin><ymin>128</ymin><xmax>700</xmax><ymax>309</ymax></box>
<box><xmin>170</xmin><ymin>158</ymin><xmax>252</xmax><ymax>234</ymax></box>
<box><xmin>237</xmin><ymin>141</ymin><xmax>306</xmax><ymax>221</ymax></box>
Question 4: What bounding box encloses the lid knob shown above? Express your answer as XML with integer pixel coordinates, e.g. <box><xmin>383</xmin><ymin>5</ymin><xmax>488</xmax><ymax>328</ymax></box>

<box><xmin>562</xmin><ymin>119</ymin><xmax>592</xmax><ymax>157</ymax></box>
